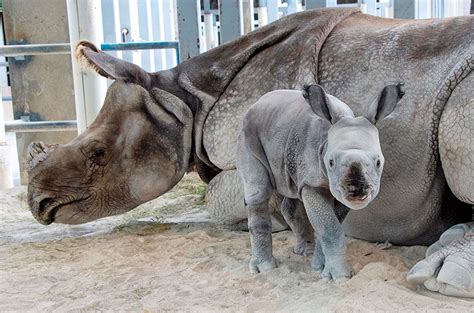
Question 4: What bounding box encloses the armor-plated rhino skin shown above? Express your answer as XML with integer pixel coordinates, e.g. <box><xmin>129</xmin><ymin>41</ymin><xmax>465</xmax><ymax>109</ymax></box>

<box><xmin>26</xmin><ymin>9</ymin><xmax>473</xmax><ymax>297</ymax></box>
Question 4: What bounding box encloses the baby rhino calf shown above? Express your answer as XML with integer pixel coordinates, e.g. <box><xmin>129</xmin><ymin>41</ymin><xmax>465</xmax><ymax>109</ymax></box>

<box><xmin>237</xmin><ymin>84</ymin><xmax>404</xmax><ymax>281</ymax></box>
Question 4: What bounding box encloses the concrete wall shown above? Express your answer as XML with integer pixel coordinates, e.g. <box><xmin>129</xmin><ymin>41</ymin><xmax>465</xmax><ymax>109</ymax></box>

<box><xmin>3</xmin><ymin>0</ymin><xmax>77</xmax><ymax>184</ymax></box>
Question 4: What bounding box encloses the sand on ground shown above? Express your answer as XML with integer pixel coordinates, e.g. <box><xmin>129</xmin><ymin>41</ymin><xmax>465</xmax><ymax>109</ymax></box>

<box><xmin>1</xmin><ymin>173</ymin><xmax>472</xmax><ymax>312</ymax></box>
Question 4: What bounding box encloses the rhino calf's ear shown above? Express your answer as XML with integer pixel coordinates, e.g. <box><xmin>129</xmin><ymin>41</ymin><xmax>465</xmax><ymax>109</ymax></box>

<box><xmin>302</xmin><ymin>84</ymin><xmax>355</xmax><ymax>124</ymax></box>
<box><xmin>365</xmin><ymin>83</ymin><xmax>405</xmax><ymax>124</ymax></box>
<box><xmin>302</xmin><ymin>84</ymin><xmax>331</xmax><ymax>121</ymax></box>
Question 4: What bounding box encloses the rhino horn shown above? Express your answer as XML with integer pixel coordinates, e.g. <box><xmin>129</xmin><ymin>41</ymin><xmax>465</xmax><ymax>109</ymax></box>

<box><xmin>27</xmin><ymin>142</ymin><xmax>58</xmax><ymax>172</ymax></box>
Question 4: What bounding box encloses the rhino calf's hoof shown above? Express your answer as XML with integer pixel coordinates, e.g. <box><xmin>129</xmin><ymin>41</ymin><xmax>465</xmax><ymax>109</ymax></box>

<box><xmin>294</xmin><ymin>240</ymin><xmax>314</xmax><ymax>256</ymax></box>
<box><xmin>311</xmin><ymin>241</ymin><xmax>325</xmax><ymax>273</ymax></box>
<box><xmin>249</xmin><ymin>256</ymin><xmax>279</xmax><ymax>274</ymax></box>
<box><xmin>320</xmin><ymin>254</ymin><xmax>353</xmax><ymax>282</ymax></box>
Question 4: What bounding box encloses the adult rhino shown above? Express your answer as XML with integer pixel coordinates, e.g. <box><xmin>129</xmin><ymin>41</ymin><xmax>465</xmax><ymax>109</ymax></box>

<box><xmin>27</xmin><ymin>8</ymin><xmax>473</xmax><ymax>297</ymax></box>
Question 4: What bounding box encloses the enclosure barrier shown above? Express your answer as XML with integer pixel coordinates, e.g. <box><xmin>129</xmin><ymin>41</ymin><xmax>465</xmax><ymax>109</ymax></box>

<box><xmin>101</xmin><ymin>41</ymin><xmax>180</xmax><ymax>65</ymax></box>
<box><xmin>4</xmin><ymin>120</ymin><xmax>77</xmax><ymax>133</ymax></box>
<box><xmin>0</xmin><ymin>43</ymin><xmax>70</xmax><ymax>57</ymax></box>
<box><xmin>0</xmin><ymin>41</ymin><xmax>180</xmax><ymax>134</ymax></box>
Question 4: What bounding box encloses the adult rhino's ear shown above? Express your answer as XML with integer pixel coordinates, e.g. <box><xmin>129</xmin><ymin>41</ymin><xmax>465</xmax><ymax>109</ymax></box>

<box><xmin>149</xmin><ymin>88</ymin><xmax>192</xmax><ymax>126</ymax></box>
<box><xmin>75</xmin><ymin>41</ymin><xmax>152</xmax><ymax>90</ymax></box>
<box><xmin>302</xmin><ymin>84</ymin><xmax>354</xmax><ymax>124</ymax></box>
<box><xmin>364</xmin><ymin>83</ymin><xmax>405</xmax><ymax>124</ymax></box>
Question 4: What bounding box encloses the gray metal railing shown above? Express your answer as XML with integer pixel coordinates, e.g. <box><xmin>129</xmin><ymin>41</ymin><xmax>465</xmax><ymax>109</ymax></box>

<box><xmin>1</xmin><ymin>41</ymin><xmax>180</xmax><ymax>133</ymax></box>
<box><xmin>4</xmin><ymin>120</ymin><xmax>77</xmax><ymax>133</ymax></box>
<box><xmin>0</xmin><ymin>43</ymin><xmax>70</xmax><ymax>58</ymax></box>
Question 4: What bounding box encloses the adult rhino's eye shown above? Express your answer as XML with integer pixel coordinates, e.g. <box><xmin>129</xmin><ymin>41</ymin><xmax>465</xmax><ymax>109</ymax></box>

<box><xmin>376</xmin><ymin>159</ymin><xmax>381</xmax><ymax>168</ymax></box>
<box><xmin>89</xmin><ymin>148</ymin><xmax>107</xmax><ymax>167</ymax></box>
<box><xmin>93</xmin><ymin>149</ymin><xmax>105</xmax><ymax>158</ymax></box>
<box><xmin>329</xmin><ymin>159</ymin><xmax>335</xmax><ymax>168</ymax></box>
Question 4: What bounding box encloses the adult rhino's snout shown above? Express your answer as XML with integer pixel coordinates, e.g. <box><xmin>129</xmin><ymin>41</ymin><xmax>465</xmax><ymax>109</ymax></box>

<box><xmin>28</xmin><ymin>193</ymin><xmax>58</xmax><ymax>225</ymax></box>
<box><xmin>27</xmin><ymin>141</ymin><xmax>58</xmax><ymax>172</ymax></box>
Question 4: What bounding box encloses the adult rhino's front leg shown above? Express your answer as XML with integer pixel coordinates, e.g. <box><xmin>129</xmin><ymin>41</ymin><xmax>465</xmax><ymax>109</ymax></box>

<box><xmin>206</xmin><ymin>169</ymin><xmax>288</xmax><ymax>231</ymax></box>
<box><xmin>407</xmin><ymin>67</ymin><xmax>474</xmax><ymax>298</ymax></box>
<box><xmin>407</xmin><ymin>223</ymin><xmax>473</xmax><ymax>298</ymax></box>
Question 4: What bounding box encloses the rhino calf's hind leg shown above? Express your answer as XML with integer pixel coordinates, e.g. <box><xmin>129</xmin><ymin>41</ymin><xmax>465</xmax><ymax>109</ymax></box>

<box><xmin>207</xmin><ymin>169</ymin><xmax>287</xmax><ymax>231</ymax></box>
<box><xmin>280</xmin><ymin>197</ymin><xmax>314</xmax><ymax>256</ymax></box>
<box><xmin>248</xmin><ymin>200</ymin><xmax>279</xmax><ymax>273</ymax></box>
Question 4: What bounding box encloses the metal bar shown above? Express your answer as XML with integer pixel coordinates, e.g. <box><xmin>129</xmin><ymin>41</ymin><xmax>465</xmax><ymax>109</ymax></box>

<box><xmin>306</xmin><ymin>0</ymin><xmax>327</xmax><ymax>9</ymax></box>
<box><xmin>242</xmin><ymin>0</ymin><xmax>254</xmax><ymax>34</ymax></box>
<box><xmin>101</xmin><ymin>41</ymin><xmax>179</xmax><ymax>51</ymax></box>
<box><xmin>364</xmin><ymin>0</ymin><xmax>378</xmax><ymax>15</ymax></box>
<box><xmin>5</xmin><ymin>120</ymin><xmax>77</xmax><ymax>133</ymax></box>
<box><xmin>162</xmin><ymin>0</ymin><xmax>178</xmax><ymax>68</ymax></box>
<box><xmin>394</xmin><ymin>0</ymin><xmax>415</xmax><ymax>19</ymax></box>
<box><xmin>220</xmin><ymin>0</ymin><xmax>244</xmax><ymax>43</ymax></box>
<box><xmin>101</xmin><ymin>41</ymin><xmax>180</xmax><ymax>64</ymax></box>
<box><xmin>287</xmin><ymin>0</ymin><xmax>298</xmax><ymax>14</ymax></box>
<box><xmin>176</xmin><ymin>0</ymin><xmax>201</xmax><ymax>62</ymax></box>
<box><xmin>266</xmin><ymin>0</ymin><xmax>279</xmax><ymax>22</ymax></box>
<box><xmin>67</xmin><ymin>0</ymin><xmax>106</xmax><ymax>134</ymax></box>
<box><xmin>0</xmin><ymin>43</ymin><xmax>70</xmax><ymax>57</ymax></box>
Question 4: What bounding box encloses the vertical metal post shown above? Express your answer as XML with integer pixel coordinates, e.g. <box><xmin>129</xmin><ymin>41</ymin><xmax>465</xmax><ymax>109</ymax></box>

<box><xmin>176</xmin><ymin>0</ymin><xmax>201</xmax><ymax>61</ymax></box>
<box><xmin>394</xmin><ymin>0</ymin><xmax>415</xmax><ymax>19</ymax></box>
<box><xmin>0</xmin><ymin>93</ymin><xmax>13</xmax><ymax>189</ymax></box>
<box><xmin>101</xmin><ymin>0</ymin><xmax>118</xmax><ymax>58</ymax></box>
<box><xmin>0</xmin><ymin>93</ymin><xmax>5</xmax><ymax>145</ymax></box>
<box><xmin>415</xmin><ymin>0</ymin><xmax>432</xmax><ymax>19</ymax></box>
<box><xmin>136</xmin><ymin>0</ymin><xmax>151</xmax><ymax>71</ymax></box>
<box><xmin>67</xmin><ymin>0</ymin><xmax>108</xmax><ymax>133</ymax></box>
<box><xmin>306</xmin><ymin>0</ymin><xmax>327</xmax><ymax>9</ymax></box>
<box><xmin>242</xmin><ymin>0</ymin><xmax>255</xmax><ymax>34</ymax></box>
<box><xmin>266</xmin><ymin>0</ymin><xmax>279</xmax><ymax>22</ymax></box>
<box><xmin>257</xmin><ymin>5</ymin><xmax>268</xmax><ymax>27</ymax></box>
<box><xmin>162</xmin><ymin>0</ymin><xmax>178</xmax><ymax>68</ymax></box>
<box><xmin>220</xmin><ymin>0</ymin><xmax>244</xmax><ymax>43</ymax></box>
<box><xmin>117</xmin><ymin>0</ymin><xmax>133</xmax><ymax>63</ymax></box>
<box><xmin>287</xmin><ymin>0</ymin><xmax>298</xmax><ymax>14</ymax></box>
<box><xmin>203</xmin><ymin>0</ymin><xmax>214</xmax><ymax>51</ymax></box>
<box><xmin>363</xmin><ymin>0</ymin><xmax>378</xmax><ymax>15</ymax></box>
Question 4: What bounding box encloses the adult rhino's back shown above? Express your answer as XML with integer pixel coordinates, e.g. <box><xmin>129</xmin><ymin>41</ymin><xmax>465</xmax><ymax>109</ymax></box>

<box><xmin>204</xmin><ymin>12</ymin><xmax>473</xmax><ymax>243</ymax></box>
<box><xmin>318</xmin><ymin>14</ymin><xmax>473</xmax><ymax>244</ymax></box>
<box><xmin>201</xmin><ymin>8</ymin><xmax>358</xmax><ymax>170</ymax></box>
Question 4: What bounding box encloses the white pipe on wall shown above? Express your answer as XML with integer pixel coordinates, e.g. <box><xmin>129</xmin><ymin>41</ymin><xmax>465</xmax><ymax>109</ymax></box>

<box><xmin>67</xmin><ymin>0</ymin><xmax>108</xmax><ymax>133</ymax></box>
<box><xmin>204</xmin><ymin>13</ymin><xmax>214</xmax><ymax>50</ymax></box>
<box><xmin>257</xmin><ymin>6</ymin><xmax>268</xmax><ymax>27</ymax></box>
<box><xmin>0</xmin><ymin>93</ymin><xmax>13</xmax><ymax>189</ymax></box>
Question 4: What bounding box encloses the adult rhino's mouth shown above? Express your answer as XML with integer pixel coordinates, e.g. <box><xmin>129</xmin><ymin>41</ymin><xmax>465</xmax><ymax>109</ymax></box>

<box><xmin>35</xmin><ymin>197</ymin><xmax>86</xmax><ymax>225</ymax></box>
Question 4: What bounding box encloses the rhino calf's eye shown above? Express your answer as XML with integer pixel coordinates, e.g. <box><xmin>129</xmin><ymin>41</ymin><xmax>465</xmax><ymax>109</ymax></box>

<box><xmin>329</xmin><ymin>159</ymin><xmax>335</xmax><ymax>167</ymax></box>
<box><xmin>376</xmin><ymin>160</ymin><xmax>381</xmax><ymax>168</ymax></box>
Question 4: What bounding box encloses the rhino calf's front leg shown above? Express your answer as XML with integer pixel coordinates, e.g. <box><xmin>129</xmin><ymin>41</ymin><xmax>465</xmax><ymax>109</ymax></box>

<box><xmin>248</xmin><ymin>200</ymin><xmax>278</xmax><ymax>273</ymax></box>
<box><xmin>280</xmin><ymin>197</ymin><xmax>314</xmax><ymax>256</ymax></box>
<box><xmin>301</xmin><ymin>186</ymin><xmax>352</xmax><ymax>281</ymax></box>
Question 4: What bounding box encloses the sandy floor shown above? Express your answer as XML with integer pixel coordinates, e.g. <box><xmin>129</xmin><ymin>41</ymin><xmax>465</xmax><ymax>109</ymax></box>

<box><xmin>1</xmin><ymin>174</ymin><xmax>473</xmax><ymax>312</ymax></box>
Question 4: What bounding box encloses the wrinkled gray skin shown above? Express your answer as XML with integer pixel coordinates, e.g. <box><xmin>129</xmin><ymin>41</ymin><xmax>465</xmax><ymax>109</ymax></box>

<box><xmin>238</xmin><ymin>84</ymin><xmax>403</xmax><ymax>279</ymax></box>
<box><xmin>27</xmin><ymin>9</ymin><xmax>473</xmax><ymax>297</ymax></box>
